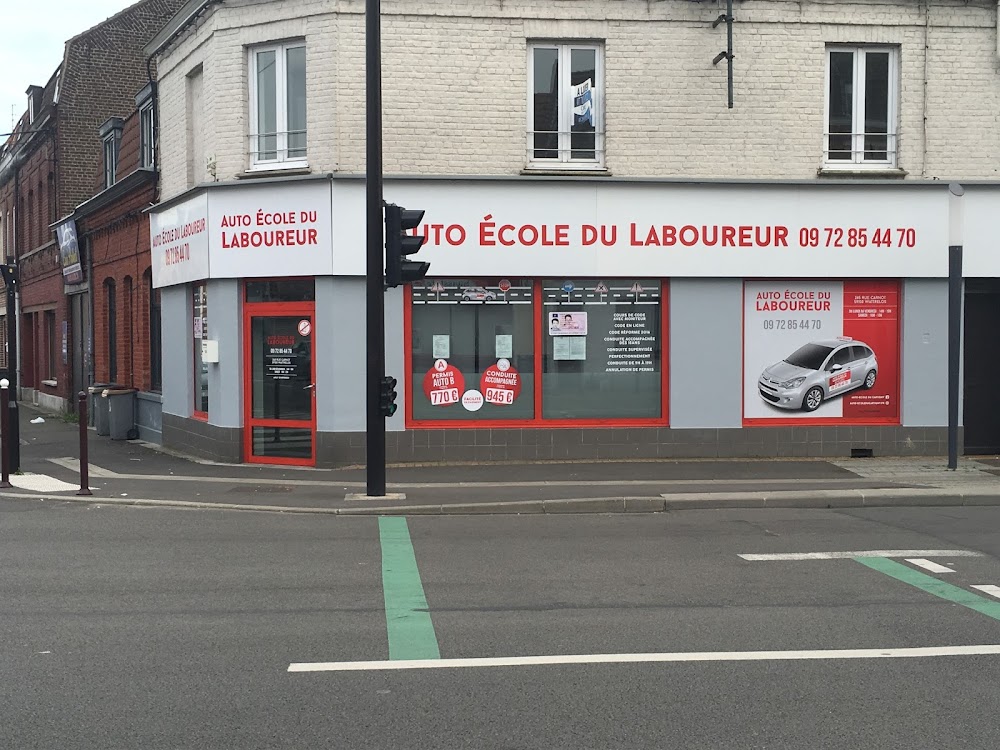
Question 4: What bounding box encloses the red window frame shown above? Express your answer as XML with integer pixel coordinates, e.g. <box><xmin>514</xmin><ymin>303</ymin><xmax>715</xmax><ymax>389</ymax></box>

<box><xmin>192</xmin><ymin>281</ymin><xmax>208</xmax><ymax>421</ymax></box>
<box><xmin>404</xmin><ymin>279</ymin><xmax>669</xmax><ymax>428</ymax></box>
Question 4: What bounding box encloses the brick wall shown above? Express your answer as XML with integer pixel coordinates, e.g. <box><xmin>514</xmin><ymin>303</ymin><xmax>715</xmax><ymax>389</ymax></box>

<box><xmin>154</xmin><ymin>0</ymin><xmax>1000</xmax><ymax>200</ymax></box>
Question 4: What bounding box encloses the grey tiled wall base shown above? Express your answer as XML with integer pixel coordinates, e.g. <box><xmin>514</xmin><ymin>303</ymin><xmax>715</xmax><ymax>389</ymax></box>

<box><xmin>162</xmin><ymin>413</ymin><xmax>243</xmax><ymax>463</ymax></box>
<box><xmin>317</xmin><ymin>426</ymin><xmax>959</xmax><ymax>465</ymax></box>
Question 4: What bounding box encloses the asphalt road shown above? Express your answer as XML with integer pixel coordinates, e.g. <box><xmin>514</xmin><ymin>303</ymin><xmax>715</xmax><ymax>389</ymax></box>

<box><xmin>2</xmin><ymin>500</ymin><xmax>1000</xmax><ymax>748</ymax></box>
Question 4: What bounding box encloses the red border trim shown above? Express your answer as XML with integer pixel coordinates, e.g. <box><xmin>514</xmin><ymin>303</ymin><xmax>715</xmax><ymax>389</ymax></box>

<box><xmin>740</xmin><ymin>278</ymin><xmax>902</xmax><ymax>427</ymax></box>
<box><xmin>404</xmin><ymin>279</ymin><xmax>669</xmax><ymax>428</ymax></box>
<box><xmin>242</xmin><ymin>293</ymin><xmax>317</xmax><ymax>466</ymax></box>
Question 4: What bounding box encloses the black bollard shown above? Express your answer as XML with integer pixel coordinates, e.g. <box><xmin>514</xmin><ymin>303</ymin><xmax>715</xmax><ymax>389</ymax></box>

<box><xmin>76</xmin><ymin>392</ymin><xmax>91</xmax><ymax>496</ymax></box>
<box><xmin>0</xmin><ymin>380</ymin><xmax>10</xmax><ymax>488</ymax></box>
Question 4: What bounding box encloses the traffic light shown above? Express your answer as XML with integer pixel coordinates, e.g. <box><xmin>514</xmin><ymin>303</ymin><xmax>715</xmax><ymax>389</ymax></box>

<box><xmin>384</xmin><ymin>203</ymin><xmax>429</xmax><ymax>288</ymax></box>
<box><xmin>379</xmin><ymin>375</ymin><xmax>398</xmax><ymax>417</ymax></box>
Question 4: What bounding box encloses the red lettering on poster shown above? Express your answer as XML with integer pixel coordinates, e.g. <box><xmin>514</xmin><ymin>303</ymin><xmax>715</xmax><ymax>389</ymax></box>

<box><xmin>422</xmin><ymin>359</ymin><xmax>465</xmax><ymax>407</ymax></box>
<box><xmin>480</xmin><ymin>360</ymin><xmax>521</xmax><ymax>406</ymax></box>
<box><xmin>842</xmin><ymin>281</ymin><xmax>899</xmax><ymax>421</ymax></box>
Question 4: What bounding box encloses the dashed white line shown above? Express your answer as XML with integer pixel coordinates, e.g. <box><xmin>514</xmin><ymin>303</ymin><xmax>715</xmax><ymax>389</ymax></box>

<box><xmin>971</xmin><ymin>585</ymin><xmax>1000</xmax><ymax>599</ymax></box>
<box><xmin>904</xmin><ymin>558</ymin><xmax>956</xmax><ymax>574</ymax></box>
<box><xmin>738</xmin><ymin>550</ymin><xmax>982</xmax><ymax>561</ymax></box>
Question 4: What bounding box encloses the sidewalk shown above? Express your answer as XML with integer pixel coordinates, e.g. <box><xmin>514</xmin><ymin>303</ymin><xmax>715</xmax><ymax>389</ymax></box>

<box><xmin>4</xmin><ymin>403</ymin><xmax>1000</xmax><ymax>515</ymax></box>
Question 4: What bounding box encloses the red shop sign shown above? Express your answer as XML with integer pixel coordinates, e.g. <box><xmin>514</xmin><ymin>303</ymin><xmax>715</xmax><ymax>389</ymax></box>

<box><xmin>423</xmin><ymin>359</ymin><xmax>465</xmax><ymax>407</ymax></box>
<box><xmin>480</xmin><ymin>359</ymin><xmax>521</xmax><ymax>406</ymax></box>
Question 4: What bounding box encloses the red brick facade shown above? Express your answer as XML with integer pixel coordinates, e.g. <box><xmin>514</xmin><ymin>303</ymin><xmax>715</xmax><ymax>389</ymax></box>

<box><xmin>0</xmin><ymin>0</ymin><xmax>186</xmax><ymax>409</ymax></box>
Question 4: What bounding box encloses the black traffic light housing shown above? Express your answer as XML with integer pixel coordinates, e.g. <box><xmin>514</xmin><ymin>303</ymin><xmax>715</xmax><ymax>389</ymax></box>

<box><xmin>384</xmin><ymin>203</ymin><xmax>429</xmax><ymax>288</ymax></box>
<box><xmin>379</xmin><ymin>375</ymin><xmax>398</xmax><ymax>418</ymax></box>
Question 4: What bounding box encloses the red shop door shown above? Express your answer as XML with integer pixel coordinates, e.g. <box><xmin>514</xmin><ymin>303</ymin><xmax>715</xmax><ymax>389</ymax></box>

<box><xmin>243</xmin><ymin>305</ymin><xmax>316</xmax><ymax>465</ymax></box>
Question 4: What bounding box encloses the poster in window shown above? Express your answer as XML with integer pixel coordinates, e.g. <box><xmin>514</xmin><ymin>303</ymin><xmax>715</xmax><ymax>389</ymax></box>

<box><xmin>548</xmin><ymin>311</ymin><xmax>587</xmax><ymax>336</ymax></box>
<box><xmin>743</xmin><ymin>280</ymin><xmax>899</xmax><ymax>424</ymax></box>
<box><xmin>423</xmin><ymin>359</ymin><xmax>465</xmax><ymax>407</ymax></box>
<box><xmin>480</xmin><ymin>359</ymin><xmax>521</xmax><ymax>406</ymax></box>
<box><xmin>56</xmin><ymin>220</ymin><xmax>84</xmax><ymax>284</ymax></box>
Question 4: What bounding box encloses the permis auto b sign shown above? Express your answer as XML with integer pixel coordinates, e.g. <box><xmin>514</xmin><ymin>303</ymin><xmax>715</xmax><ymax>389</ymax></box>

<box><xmin>151</xmin><ymin>181</ymin><xmax>333</xmax><ymax>287</ymax></box>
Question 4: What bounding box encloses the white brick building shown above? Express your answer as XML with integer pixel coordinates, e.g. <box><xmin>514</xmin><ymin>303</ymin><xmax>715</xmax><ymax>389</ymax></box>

<box><xmin>145</xmin><ymin>0</ymin><xmax>1000</xmax><ymax>466</ymax></box>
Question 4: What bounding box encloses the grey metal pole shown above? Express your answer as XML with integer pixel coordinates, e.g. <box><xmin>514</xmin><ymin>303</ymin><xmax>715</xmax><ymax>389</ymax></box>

<box><xmin>365</xmin><ymin>0</ymin><xmax>386</xmax><ymax>497</ymax></box>
<box><xmin>0</xmin><ymin>378</ymin><xmax>10</xmax><ymax>488</ymax></box>
<box><xmin>947</xmin><ymin>183</ymin><xmax>965</xmax><ymax>471</ymax></box>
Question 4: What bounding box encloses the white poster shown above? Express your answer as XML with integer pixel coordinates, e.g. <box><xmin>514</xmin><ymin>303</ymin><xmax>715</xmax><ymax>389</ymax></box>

<box><xmin>743</xmin><ymin>281</ymin><xmax>844</xmax><ymax>420</ymax></box>
<box><xmin>495</xmin><ymin>334</ymin><xmax>512</xmax><ymax>359</ymax></box>
<box><xmin>432</xmin><ymin>335</ymin><xmax>450</xmax><ymax>359</ymax></box>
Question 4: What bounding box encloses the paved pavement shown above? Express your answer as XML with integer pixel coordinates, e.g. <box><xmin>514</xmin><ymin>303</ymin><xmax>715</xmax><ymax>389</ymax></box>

<box><xmin>3</xmin><ymin>403</ymin><xmax>1000</xmax><ymax>514</ymax></box>
<box><xmin>2</xmin><ymin>501</ymin><xmax>1000</xmax><ymax>748</ymax></box>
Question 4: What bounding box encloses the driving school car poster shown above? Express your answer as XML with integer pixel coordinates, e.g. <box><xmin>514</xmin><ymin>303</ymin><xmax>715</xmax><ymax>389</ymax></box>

<box><xmin>743</xmin><ymin>280</ymin><xmax>900</xmax><ymax>425</ymax></box>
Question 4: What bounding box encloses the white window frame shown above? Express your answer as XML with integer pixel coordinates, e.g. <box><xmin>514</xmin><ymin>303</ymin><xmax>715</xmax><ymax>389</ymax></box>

<box><xmin>823</xmin><ymin>46</ymin><xmax>898</xmax><ymax>169</ymax></box>
<box><xmin>139</xmin><ymin>102</ymin><xmax>155</xmax><ymax>169</ymax></box>
<box><xmin>248</xmin><ymin>41</ymin><xmax>307</xmax><ymax>170</ymax></box>
<box><xmin>526</xmin><ymin>42</ymin><xmax>605</xmax><ymax>170</ymax></box>
<box><xmin>103</xmin><ymin>132</ymin><xmax>118</xmax><ymax>188</ymax></box>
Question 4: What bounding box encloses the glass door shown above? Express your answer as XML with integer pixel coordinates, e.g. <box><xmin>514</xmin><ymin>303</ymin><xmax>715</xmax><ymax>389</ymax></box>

<box><xmin>244</xmin><ymin>310</ymin><xmax>315</xmax><ymax>464</ymax></box>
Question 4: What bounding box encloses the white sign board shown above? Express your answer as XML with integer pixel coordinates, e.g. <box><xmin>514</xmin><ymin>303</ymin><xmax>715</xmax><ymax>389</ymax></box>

<box><xmin>330</xmin><ymin>181</ymin><xmax>952</xmax><ymax>278</ymax></box>
<box><xmin>962</xmin><ymin>187</ymin><xmax>1000</xmax><ymax>278</ymax></box>
<box><xmin>150</xmin><ymin>192</ymin><xmax>209</xmax><ymax>288</ymax></box>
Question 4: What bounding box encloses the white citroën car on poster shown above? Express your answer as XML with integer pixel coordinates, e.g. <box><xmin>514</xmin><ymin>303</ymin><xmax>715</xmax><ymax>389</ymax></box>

<box><xmin>758</xmin><ymin>338</ymin><xmax>878</xmax><ymax>412</ymax></box>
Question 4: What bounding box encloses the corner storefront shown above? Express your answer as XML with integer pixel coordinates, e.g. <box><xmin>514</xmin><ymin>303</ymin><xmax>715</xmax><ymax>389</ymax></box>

<box><xmin>150</xmin><ymin>175</ymin><xmax>989</xmax><ymax>466</ymax></box>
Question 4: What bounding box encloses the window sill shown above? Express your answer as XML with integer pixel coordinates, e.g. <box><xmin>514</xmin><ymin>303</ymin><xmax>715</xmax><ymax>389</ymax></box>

<box><xmin>817</xmin><ymin>167</ymin><xmax>907</xmax><ymax>179</ymax></box>
<box><xmin>41</xmin><ymin>379</ymin><xmax>57</xmax><ymax>388</ymax></box>
<box><xmin>239</xmin><ymin>164</ymin><xmax>311</xmax><ymax>180</ymax></box>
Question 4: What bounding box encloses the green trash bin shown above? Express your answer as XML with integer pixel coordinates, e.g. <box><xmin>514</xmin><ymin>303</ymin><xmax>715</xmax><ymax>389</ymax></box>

<box><xmin>106</xmin><ymin>388</ymin><xmax>138</xmax><ymax>440</ymax></box>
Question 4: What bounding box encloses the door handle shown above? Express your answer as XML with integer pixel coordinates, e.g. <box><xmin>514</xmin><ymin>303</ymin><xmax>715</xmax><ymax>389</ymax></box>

<box><xmin>303</xmin><ymin>384</ymin><xmax>315</xmax><ymax>390</ymax></box>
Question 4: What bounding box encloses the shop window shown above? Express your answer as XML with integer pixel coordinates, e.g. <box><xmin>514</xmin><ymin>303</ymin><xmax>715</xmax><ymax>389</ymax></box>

<box><xmin>44</xmin><ymin>311</ymin><xmax>56</xmax><ymax>381</ymax></box>
<box><xmin>541</xmin><ymin>279</ymin><xmax>662</xmax><ymax>419</ymax></box>
<box><xmin>249</xmin><ymin>41</ymin><xmax>307</xmax><ymax>167</ymax></box>
<box><xmin>528</xmin><ymin>42</ymin><xmax>604</xmax><ymax>168</ymax></box>
<box><xmin>825</xmin><ymin>46</ymin><xmax>897</xmax><ymax>167</ymax></box>
<box><xmin>105</xmin><ymin>279</ymin><xmax>117</xmax><ymax>383</ymax></box>
<box><xmin>245</xmin><ymin>279</ymin><xmax>315</xmax><ymax>303</ymax></box>
<box><xmin>193</xmin><ymin>282</ymin><xmax>209</xmax><ymax>416</ymax></box>
<box><xmin>410</xmin><ymin>279</ymin><xmax>535</xmax><ymax>421</ymax></box>
<box><xmin>408</xmin><ymin>279</ymin><xmax>666</xmax><ymax>424</ymax></box>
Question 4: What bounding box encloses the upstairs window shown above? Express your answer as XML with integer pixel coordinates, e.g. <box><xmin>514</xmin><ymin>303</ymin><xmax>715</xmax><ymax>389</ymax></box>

<box><xmin>140</xmin><ymin>102</ymin><xmax>155</xmax><ymax>168</ymax></box>
<box><xmin>249</xmin><ymin>42</ymin><xmax>307</xmax><ymax>167</ymax></box>
<box><xmin>528</xmin><ymin>43</ymin><xmax>604</xmax><ymax>169</ymax></box>
<box><xmin>99</xmin><ymin>117</ymin><xmax>123</xmax><ymax>188</ymax></box>
<box><xmin>825</xmin><ymin>46</ymin><xmax>898</xmax><ymax>168</ymax></box>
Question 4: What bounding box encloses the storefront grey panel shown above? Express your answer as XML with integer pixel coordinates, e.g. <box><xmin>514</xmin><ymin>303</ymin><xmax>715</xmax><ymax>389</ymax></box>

<box><xmin>107</xmin><ymin>390</ymin><xmax>138</xmax><ymax>440</ymax></box>
<box><xmin>320</xmin><ymin>278</ymin><xmax>366</xmax><ymax>432</ymax></box>
<box><xmin>669</xmin><ymin>279</ymin><xmax>742</xmax><ymax>428</ymax></box>
<box><xmin>136</xmin><ymin>391</ymin><xmax>163</xmax><ymax>444</ymax></box>
<box><xmin>207</xmin><ymin>279</ymin><xmax>242</xmax><ymax>428</ymax></box>
<box><xmin>901</xmin><ymin>279</ymin><xmax>954</xmax><ymax>427</ymax></box>
<box><xmin>161</xmin><ymin>285</ymin><xmax>194</xmax><ymax>417</ymax></box>
<box><xmin>385</xmin><ymin>286</ymin><xmax>405</xmax><ymax>432</ymax></box>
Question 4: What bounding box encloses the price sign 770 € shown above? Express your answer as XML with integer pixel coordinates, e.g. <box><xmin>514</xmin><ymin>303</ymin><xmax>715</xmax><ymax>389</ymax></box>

<box><xmin>423</xmin><ymin>359</ymin><xmax>465</xmax><ymax>406</ymax></box>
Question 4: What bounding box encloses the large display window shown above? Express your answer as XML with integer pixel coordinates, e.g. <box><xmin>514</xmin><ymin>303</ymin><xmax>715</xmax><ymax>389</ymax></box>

<box><xmin>406</xmin><ymin>278</ymin><xmax>667</xmax><ymax>426</ymax></box>
<box><xmin>742</xmin><ymin>280</ymin><xmax>900</xmax><ymax>425</ymax></box>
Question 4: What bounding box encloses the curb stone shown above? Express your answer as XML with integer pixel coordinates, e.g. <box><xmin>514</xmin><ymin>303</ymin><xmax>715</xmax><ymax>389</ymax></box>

<box><xmin>1</xmin><ymin>485</ymin><xmax>999</xmax><ymax>515</ymax></box>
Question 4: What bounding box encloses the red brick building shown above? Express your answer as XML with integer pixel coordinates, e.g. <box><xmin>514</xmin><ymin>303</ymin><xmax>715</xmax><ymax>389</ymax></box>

<box><xmin>0</xmin><ymin>0</ymin><xmax>186</xmax><ymax>414</ymax></box>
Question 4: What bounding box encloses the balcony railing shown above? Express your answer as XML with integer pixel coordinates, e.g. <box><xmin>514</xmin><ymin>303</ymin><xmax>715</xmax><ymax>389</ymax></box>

<box><xmin>248</xmin><ymin>129</ymin><xmax>308</xmax><ymax>166</ymax></box>
<box><xmin>823</xmin><ymin>132</ymin><xmax>897</xmax><ymax>167</ymax></box>
<box><xmin>527</xmin><ymin>130</ymin><xmax>606</xmax><ymax>168</ymax></box>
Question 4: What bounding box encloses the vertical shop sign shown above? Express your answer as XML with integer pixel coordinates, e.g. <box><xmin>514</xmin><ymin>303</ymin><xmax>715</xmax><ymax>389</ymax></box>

<box><xmin>743</xmin><ymin>281</ymin><xmax>899</xmax><ymax>424</ymax></box>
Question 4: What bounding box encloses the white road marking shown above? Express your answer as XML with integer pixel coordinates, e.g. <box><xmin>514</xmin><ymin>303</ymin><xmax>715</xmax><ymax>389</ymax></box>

<box><xmin>47</xmin><ymin>458</ymin><xmax>119</xmax><ymax>478</ymax></box>
<box><xmin>10</xmin><ymin>473</ymin><xmax>81</xmax><ymax>493</ymax></box>
<box><xmin>904</xmin><ymin>558</ymin><xmax>956</xmax><ymax>573</ymax></box>
<box><xmin>971</xmin><ymin>585</ymin><xmax>1000</xmax><ymax>599</ymax></box>
<box><xmin>738</xmin><ymin>550</ymin><xmax>982</xmax><ymax>561</ymax></box>
<box><xmin>288</xmin><ymin>644</ymin><xmax>1000</xmax><ymax>672</ymax></box>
